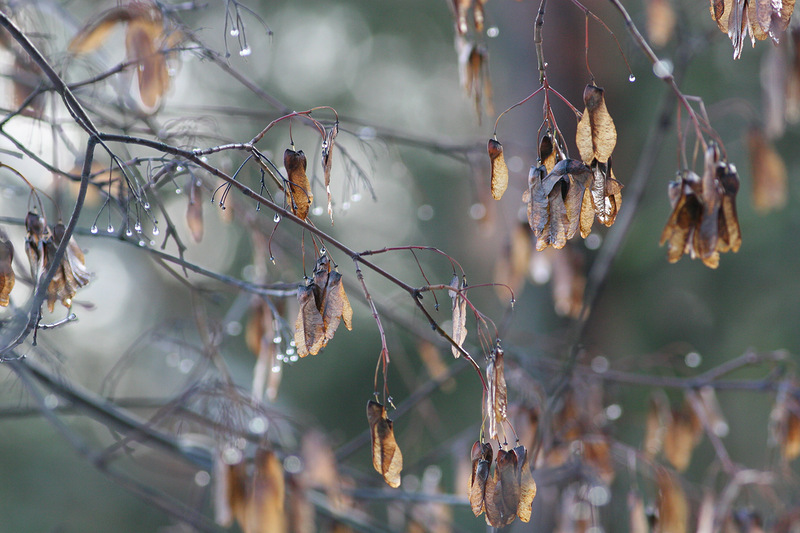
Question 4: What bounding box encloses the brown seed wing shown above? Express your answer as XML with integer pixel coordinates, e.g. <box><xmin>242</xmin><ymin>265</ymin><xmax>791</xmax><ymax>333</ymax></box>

<box><xmin>321</xmin><ymin>271</ymin><xmax>353</xmax><ymax>341</ymax></box>
<box><xmin>488</xmin><ymin>139</ymin><xmax>509</xmax><ymax>200</ymax></box>
<box><xmin>186</xmin><ymin>180</ymin><xmax>204</xmax><ymax>243</ymax></box>
<box><xmin>295</xmin><ymin>284</ymin><xmax>325</xmax><ymax>357</ymax></box>
<box><xmin>367</xmin><ymin>400</ymin><xmax>403</xmax><ymax>488</ymax></box>
<box><xmin>284</xmin><ymin>149</ymin><xmax>313</xmax><ymax>220</ymax></box>
<box><xmin>0</xmin><ymin>233</ymin><xmax>14</xmax><ymax>307</ymax></box>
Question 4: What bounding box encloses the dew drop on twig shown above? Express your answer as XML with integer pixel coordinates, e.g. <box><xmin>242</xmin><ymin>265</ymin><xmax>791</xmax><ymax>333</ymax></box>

<box><xmin>152</xmin><ymin>226</ymin><xmax>160</xmax><ymax>236</ymax></box>
<box><xmin>628</xmin><ymin>74</ymin><xmax>636</xmax><ymax>83</ymax></box>
<box><xmin>273</xmin><ymin>213</ymin><xmax>281</xmax><ymax>223</ymax></box>
<box><xmin>239</xmin><ymin>47</ymin><xmax>251</xmax><ymax>57</ymax></box>
<box><xmin>106</xmin><ymin>224</ymin><xmax>114</xmax><ymax>233</ymax></box>
<box><xmin>90</xmin><ymin>225</ymin><xmax>98</xmax><ymax>234</ymax></box>
<box><xmin>230</xmin><ymin>28</ymin><xmax>239</xmax><ymax>37</ymax></box>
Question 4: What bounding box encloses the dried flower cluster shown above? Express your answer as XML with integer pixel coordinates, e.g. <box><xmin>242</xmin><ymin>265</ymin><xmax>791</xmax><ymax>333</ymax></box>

<box><xmin>294</xmin><ymin>255</ymin><xmax>353</xmax><ymax>357</ymax></box>
<box><xmin>660</xmin><ymin>144</ymin><xmax>742</xmax><ymax>268</ymax></box>
<box><xmin>22</xmin><ymin>213</ymin><xmax>91</xmax><ymax>312</ymax></box>
<box><xmin>710</xmin><ymin>0</ymin><xmax>796</xmax><ymax>58</ymax></box>
<box><xmin>468</xmin><ymin>441</ymin><xmax>536</xmax><ymax>527</ymax></box>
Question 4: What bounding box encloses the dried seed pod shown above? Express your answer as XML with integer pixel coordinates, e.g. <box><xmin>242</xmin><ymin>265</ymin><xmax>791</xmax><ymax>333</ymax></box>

<box><xmin>663</xmin><ymin>399</ymin><xmax>702</xmax><ymax>472</ymax></box>
<box><xmin>284</xmin><ymin>148</ymin><xmax>313</xmax><ymax>220</ymax></box>
<box><xmin>0</xmin><ymin>229</ymin><xmax>14</xmax><ymax>307</ymax></box>
<box><xmin>468</xmin><ymin>441</ymin><xmax>493</xmax><ymax>517</ymax></box>
<box><xmin>486</xmin><ymin>342</ymin><xmax>508</xmax><ymax>441</ymax></box>
<box><xmin>450</xmin><ymin>276</ymin><xmax>468</xmax><ymax>358</ymax></box>
<box><xmin>576</xmin><ymin>84</ymin><xmax>617</xmax><ymax>164</ymax></box>
<box><xmin>186</xmin><ymin>178</ymin><xmax>204</xmax><ymax>242</ymax></box>
<box><xmin>321</xmin><ymin>271</ymin><xmax>353</xmax><ymax>341</ymax></box>
<box><xmin>655</xmin><ymin>469</ymin><xmax>688</xmax><ymax>533</ymax></box>
<box><xmin>295</xmin><ymin>283</ymin><xmax>325</xmax><ymax>357</ymax></box>
<box><xmin>367</xmin><ymin>400</ymin><xmax>403</xmax><ymax>488</ymax></box>
<box><xmin>488</xmin><ymin>138</ymin><xmax>509</xmax><ymax>200</ymax></box>
<box><xmin>514</xmin><ymin>445</ymin><xmax>537</xmax><ymax>523</ymax></box>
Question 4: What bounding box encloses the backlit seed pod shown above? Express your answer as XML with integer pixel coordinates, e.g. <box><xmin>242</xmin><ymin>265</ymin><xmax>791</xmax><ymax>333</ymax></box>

<box><xmin>284</xmin><ymin>148</ymin><xmax>313</xmax><ymax>220</ymax></box>
<box><xmin>488</xmin><ymin>138</ymin><xmax>508</xmax><ymax>200</ymax></box>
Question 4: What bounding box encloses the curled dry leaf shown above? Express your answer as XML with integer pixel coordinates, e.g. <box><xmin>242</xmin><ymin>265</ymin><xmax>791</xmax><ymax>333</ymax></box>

<box><xmin>486</xmin><ymin>342</ymin><xmax>508</xmax><ymax>441</ymax></box>
<box><xmin>284</xmin><ymin>148</ymin><xmax>313</xmax><ymax>220</ymax></box>
<box><xmin>469</xmin><ymin>441</ymin><xmax>493</xmax><ymax>517</ymax></box>
<box><xmin>24</xmin><ymin>211</ymin><xmax>45</xmax><ymax>280</ymax></box>
<box><xmin>576</xmin><ymin>84</ymin><xmax>617</xmax><ymax>165</ymax></box>
<box><xmin>186</xmin><ymin>178</ymin><xmax>204</xmax><ymax>242</ymax></box>
<box><xmin>482</xmin><ymin>445</ymin><xmax>536</xmax><ymax>527</ymax></box>
<box><xmin>747</xmin><ymin>126</ymin><xmax>787</xmax><ymax>212</ymax></box>
<box><xmin>655</xmin><ymin>469</ymin><xmax>688</xmax><ymax>533</ymax></box>
<box><xmin>246</xmin><ymin>448</ymin><xmax>288</xmax><ymax>533</ymax></box>
<box><xmin>0</xmin><ymin>229</ymin><xmax>14</xmax><ymax>307</ymax></box>
<box><xmin>321</xmin><ymin>271</ymin><xmax>354</xmax><ymax>340</ymax></box>
<box><xmin>488</xmin><ymin>138</ymin><xmax>509</xmax><ymax>200</ymax></box>
<box><xmin>644</xmin><ymin>391</ymin><xmax>670</xmax><ymax>459</ymax></box>
<box><xmin>539</xmin><ymin>132</ymin><xmax>560</xmax><ymax>173</ymax></box>
<box><xmin>450</xmin><ymin>275</ymin><xmax>468</xmax><ymax>358</ymax></box>
<box><xmin>515</xmin><ymin>445</ymin><xmax>537</xmax><ymax>523</ymax></box>
<box><xmin>367</xmin><ymin>400</ymin><xmax>403</xmax><ymax>488</ymax></box>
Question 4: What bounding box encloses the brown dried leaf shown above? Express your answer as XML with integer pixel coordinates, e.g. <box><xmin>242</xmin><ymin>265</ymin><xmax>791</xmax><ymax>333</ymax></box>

<box><xmin>644</xmin><ymin>391</ymin><xmax>669</xmax><ymax>459</ymax></box>
<box><xmin>367</xmin><ymin>400</ymin><xmax>403</xmax><ymax>488</ymax></box>
<box><xmin>44</xmin><ymin>223</ymin><xmax>91</xmax><ymax>311</ymax></box>
<box><xmin>486</xmin><ymin>343</ymin><xmax>508</xmax><ymax>441</ymax></box>
<box><xmin>496</xmin><ymin>449</ymin><xmax>520</xmax><ymax>524</ymax></box>
<box><xmin>186</xmin><ymin>178</ymin><xmax>204</xmax><ymax>242</ymax></box>
<box><xmin>0</xmin><ymin>229</ymin><xmax>14</xmax><ymax>307</ymax></box>
<box><xmin>629</xmin><ymin>492</ymin><xmax>650</xmax><ymax>533</ymax></box>
<box><xmin>285</xmin><ymin>148</ymin><xmax>313</xmax><ymax>220</ymax></box>
<box><xmin>551</xmin><ymin>244</ymin><xmax>585</xmax><ymax>318</ymax></box>
<box><xmin>770</xmin><ymin>389</ymin><xmax>800</xmax><ymax>461</ymax></box>
<box><xmin>126</xmin><ymin>16</ymin><xmax>169</xmax><ymax>109</ymax></box>
<box><xmin>294</xmin><ymin>283</ymin><xmax>325</xmax><ymax>357</ymax></box>
<box><xmin>663</xmin><ymin>400</ymin><xmax>702</xmax><ymax>472</ymax></box>
<box><xmin>24</xmin><ymin>211</ymin><xmax>44</xmax><ymax>280</ymax></box>
<box><xmin>539</xmin><ymin>133</ymin><xmax>559</xmax><ymax>173</ymax></box>
<box><xmin>458</xmin><ymin>40</ymin><xmax>493</xmax><ymax>119</ymax></box>
<box><xmin>321</xmin><ymin>271</ymin><xmax>353</xmax><ymax>341</ymax></box>
<box><xmin>488</xmin><ymin>139</ymin><xmax>509</xmax><ymax>200</ymax></box>
<box><xmin>243</xmin><ymin>448</ymin><xmax>287</xmax><ymax>533</ymax></box>
<box><xmin>451</xmin><ymin>277</ymin><xmax>468</xmax><ymax>358</ymax></box>
<box><xmin>696</xmin><ymin>146</ymin><xmax>723</xmax><ymax>261</ymax></box>
<box><xmin>647</xmin><ymin>0</ymin><xmax>676</xmax><ymax>47</ymax></box>
<box><xmin>468</xmin><ymin>441</ymin><xmax>493</xmax><ymax>517</ymax></box>
<box><xmin>655</xmin><ymin>469</ymin><xmax>688</xmax><ymax>533</ymax></box>
<box><xmin>748</xmin><ymin>126</ymin><xmax>787</xmax><ymax>212</ymax></box>
<box><xmin>514</xmin><ymin>445</ymin><xmax>537</xmax><ymax>523</ymax></box>
<box><xmin>68</xmin><ymin>6</ymin><xmax>135</xmax><ymax>53</ymax></box>
<box><xmin>576</xmin><ymin>84</ymin><xmax>617</xmax><ymax>164</ymax></box>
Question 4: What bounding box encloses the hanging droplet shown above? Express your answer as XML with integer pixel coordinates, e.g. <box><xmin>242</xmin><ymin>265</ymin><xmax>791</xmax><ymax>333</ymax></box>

<box><xmin>434</xmin><ymin>303</ymin><xmax>439</xmax><ymax>311</ymax></box>
<box><xmin>269</xmin><ymin>256</ymin><xmax>275</xmax><ymax>264</ymax></box>
<box><xmin>152</xmin><ymin>226</ymin><xmax>160</xmax><ymax>236</ymax></box>
<box><xmin>273</xmin><ymin>335</ymin><xmax>282</xmax><ymax>344</ymax></box>
<box><xmin>134</xmin><ymin>222</ymin><xmax>142</xmax><ymax>232</ymax></box>
<box><xmin>176</xmin><ymin>165</ymin><xmax>184</xmax><ymax>172</ymax></box>
<box><xmin>312</xmin><ymin>206</ymin><xmax>324</xmax><ymax>216</ymax></box>
<box><xmin>239</xmin><ymin>47</ymin><xmax>251</xmax><ymax>57</ymax></box>
<box><xmin>106</xmin><ymin>224</ymin><xmax>114</xmax><ymax>233</ymax></box>
<box><xmin>273</xmin><ymin>213</ymin><xmax>281</xmax><ymax>223</ymax></box>
<box><xmin>175</xmin><ymin>188</ymin><xmax>182</xmax><ymax>194</ymax></box>
<box><xmin>90</xmin><ymin>225</ymin><xmax>98</xmax><ymax>234</ymax></box>
<box><xmin>487</xmin><ymin>26</ymin><xmax>500</xmax><ymax>38</ymax></box>
<box><xmin>230</xmin><ymin>27</ymin><xmax>239</xmax><ymax>36</ymax></box>
<box><xmin>510</xmin><ymin>297</ymin><xmax>516</xmax><ymax>309</ymax></box>
<box><xmin>351</xmin><ymin>192</ymin><xmax>362</xmax><ymax>202</ymax></box>
<box><xmin>149</xmin><ymin>240</ymin><xmax>155</xmax><ymax>246</ymax></box>
<box><xmin>143</xmin><ymin>202</ymin><xmax>150</xmax><ymax>210</ymax></box>
<box><xmin>289</xmin><ymin>355</ymin><xmax>299</xmax><ymax>363</ymax></box>
<box><xmin>628</xmin><ymin>74</ymin><xmax>636</xmax><ymax>83</ymax></box>
<box><xmin>138</xmin><ymin>240</ymin><xmax>146</xmax><ymax>247</ymax></box>
<box><xmin>271</xmin><ymin>364</ymin><xmax>281</xmax><ymax>373</ymax></box>
<box><xmin>342</xmin><ymin>201</ymin><xmax>351</xmax><ymax>210</ymax></box>
<box><xmin>319</xmin><ymin>247</ymin><xmax>326</xmax><ymax>254</ymax></box>
<box><xmin>125</xmin><ymin>228</ymin><xmax>133</xmax><ymax>237</ymax></box>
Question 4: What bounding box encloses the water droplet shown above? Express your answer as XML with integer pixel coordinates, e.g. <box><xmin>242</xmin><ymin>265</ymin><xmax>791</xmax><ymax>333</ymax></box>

<box><xmin>351</xmin><ymin>192</ymin><xmax>362</xmax><ymax>202</ymax></box>
<box><xmin>269</xmin><ymin>256</ymin><xmax>275</xmax><ymax>264</ymax></box>
<box><xmin>289</xmin><ymin>355</ymin><xmax>299</xmax><ymax>362</ymax></box>
<box><xmin>286</xmin><ymin>347</ymin><xmax>295</xmax><ymax>356</ymax></box>
<box><xmin>125</xmin><ymin>228</ymin><xmax>133</xmax><ymax>237</ymax></box>
<box><xmin>194</xmin><ymin>471</ymin><xmax>211</xmax><ymax>487</ymax></box>
<box><xmin>230</xmin><ymin>27</ymin><xmax>239</xmax><ymax>36</ymax></box>
<box><xmin>628</xmin><ymin>74</ymin><xmax>636</xmax><ymax>83</ymax></box>
<box><xmin>138</xmin><ymin>240</ymin><xmax>146</xmax><ymax>247</ymax></box>
<box><xmin>176</xmin><ymin>165</ymin><xmax>184</xmax><ymax>172</ymax></box>
<box><xmin>143</xmin><ymin>202</ymin><xmax>150</xmax><ymax>210</ymax></box>
<box><xmin>149</xmin><ymin>240</ymin><xmax>155</xmax><ymax>246</ymax></box>
<box><xmin>434</xmin><ymin>303</ymin><xmax>439</xmax><ymax>311</ymax></box>
<box><xmin>175</xmin><ymin>188</ymin><xmax>182</xmax><ymax>194</ymax></box>
<box><xmin>319</xmin><ymin>247</ymin><xmax>326</xmax><ymax>254</ymax></box>
<box><xmin>273</xmin><ymin>335</ymin><xmax>282</xmax><ymax>344</ymax></box>
<box><xmin>106</xmin><ymin>224</ymin><xmax>114</xmax><ymax>233</ymax></box>
<box><xmin>289</xmin><ymin>340</ymin><xmax>296</xmax><ymax>347</ymax></box>
<box><xmin>134</xmin><ymin>222</ymin><xmax>142</xmax><ymax>232</ymax></box>
<box><xmin>152</xmin><ymin>226</ymin><xmax>160</xmax><ymax>236</ymax></box>
<box><xmin>342</xmin><ymin>201</ymin><xmax>351</xmax><ymax>210</ymax></box>
<box><xmin>487</xmin><ymin>26</ymin><xmax>500</xmax><ymax>38</ymax></box>
<box><xmin>90</xmin><ymin>225</ymin><xmax>98</xmax><ymax>234</ymax></box>
<box><xmin>248</xmin><ymin>416</ymin><xmax>268</xmax><ymax>434</ymax></box>
<box><xmin>273</xmin><ymin>213</ymin><xmax>281</xmax><ymax>223</ymax></box>
<box><xmin>271</xmin><ymin>364</ymin><xmax>281</xmax><ymax>373</ymax></box>
<box><xmin>312</xmin><ymin>206</ymin><xmax>324</xmax><ymax>216</ymax></box>
<box><xmin>652</xmin><ymin>59</ymin><xmax>673</xmax><ymax>79</ymax></box>
<box><xmin>510</xmin><ymin>297</ymin><xmax>516</xmax><ymax>308</ymax></box>
<box><xmin>239</xmin><ymin>47</ymin><xmax>251</xmax><ymax>57</ymax></box>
